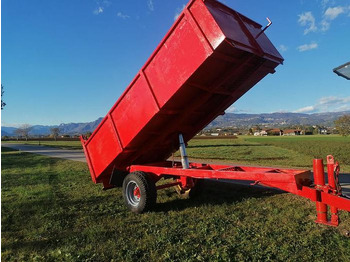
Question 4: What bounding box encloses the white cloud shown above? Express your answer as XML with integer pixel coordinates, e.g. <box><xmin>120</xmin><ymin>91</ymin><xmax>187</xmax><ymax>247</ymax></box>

<box><xmin>321</xmin><ymin>0</ymin><xmax>330</xmax><ymax>10</ymax></box>
<box><xmin>174</xmin><ymin>4</ymin><xmax>186</xmax><ymax>21</ymax></box>
<box><xmin>294</xmin><ymin>106</ymin><xmax>315</xmax><ymax>113</ymax></box>
<box><xmin>324</xmin><ymin>6</ymin><xmax>345</xmax><ymax>20</ymax></box>
<box><xmin>297</xmin><ymin>42</ymin><xmax>318</xmax><ymax>52</ymax></box>
<box><xmin>93</xmin><ymin>1</ymin><xmax>111</xmax><ymax>15</ymax></box>
<box><xmin>298</xmin><ymin>12</ymin><xmax>317</xmax><ymax>34</ymax></box>
<box><xmin>278</xmin><ymin>45</ymin><xmax>288</xmax><ymax>52</ymax></box>
<box><xmin>93</xmin><ymin>6</ymin><xmax>104</xmax><ymax>15</ymax></box>
<box><xmin>319</xmin><ymin>96</ymin><xmax>350</xmax><ymax>106</ymax></box>
<box><xmin>320</xmin><ymin>20</ymin><xmax>330</xmax><ymax>31</ymax></box>
<box><xmin>226</xmin><ymin>105</ymin><xmax>236</xmax><ymax>113</ymax></box>
<box><xmin>299</xmin><ymin>4</ymin><xmax>350</xmax><ymax>34</ymax></box>
<box><xmin>147</xmin><ymin>0</ymin><xmax>154</xmax><ymax>11</ymax></box>
<box><xmin>320</xmin><ymin>5</ymin><xmax>349</xmax><ymax>31</ymax></box>
<box><xmin>294</xmin><ymin>96</ymin><xmax>350</xmax><ymax>113</ymax></box>
<box><xmin>102</xmin><ymin>0</ymin><xmax>111</xmax><ymax>6</ymax></box>
<box><xmin>117</xmin><ymin>12</ymin><xmax>130</xmax><ymax>19</ymax></box>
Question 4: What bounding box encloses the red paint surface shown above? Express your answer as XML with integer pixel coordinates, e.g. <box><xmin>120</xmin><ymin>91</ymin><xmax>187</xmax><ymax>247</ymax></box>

<box><xmin>82</xmin><ymin>0</ymin><xmax>283</xmax><ymax>183</ymax></box>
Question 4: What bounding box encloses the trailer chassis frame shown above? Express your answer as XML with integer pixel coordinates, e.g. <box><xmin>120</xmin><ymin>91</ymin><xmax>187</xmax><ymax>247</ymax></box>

<box><xmin>128</xmin><ymin>156</ymin><xmax>350</xmax><ymax>226</ymax></box>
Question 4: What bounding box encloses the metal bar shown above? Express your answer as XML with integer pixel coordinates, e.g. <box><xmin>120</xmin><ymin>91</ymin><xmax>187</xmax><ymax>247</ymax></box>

<box><xmin>255</xmin><ymin>17</ymin><xmax>272</xmax><ymax>39</ymax></box>
<box><xmin>130</xmin><ymin>164</ymin><xmax>299</xmax><ymax>181</ymax></box>
<box><xmin>297</xmin><ymin>186</ymin><xmax>350</xmax><ymax>212</ymax></box>
<box><xmin>141</xmin><ymin>70</ymin><xmax>161</xmax><ymax>110</ymax></box>
<box><xmin>128</xmin><ymin>161</ymin><xmax>350</xmax><ymax>215</ymax></box>
<box><xmin>327</xmin><ymin>155</ymin><xmax>339</xmax><ymax>226</ymax></box>
<box><xmin>179</xmin><ymin>134</ymin><xmax>190</xmax><ymax>169</ymax></box>
<box><xmin>80</xmin><ymin>136</ymin><xmax>97</xmax><ymax>183</ymax></box>
<box><xmin>156</xmin><ymin>182</ymin><xmax>181</xmax><ymax>191</ymax></box>
<box><xmin>108</xmin><ymin>113</ymin><xmax>124</xmax><ymax>150</ymax></box>
<box><xmin>178</xmin><ymin>134</ymin><xmax>195</xmax><ymax>189</ymax></box>
<box><xmin>233</xmin><ymin>11</ymin><xmax>264</xmax><ymax>56</ymax></box>
<box><xmin>186</xmin><ymin>7</ymin><xmax>214</xmax><ymax>51</ymax></box>
<box><xmin>313</xmin><ymin>159</ymin><xmax>328</xmax><ymax>225</ymax></box>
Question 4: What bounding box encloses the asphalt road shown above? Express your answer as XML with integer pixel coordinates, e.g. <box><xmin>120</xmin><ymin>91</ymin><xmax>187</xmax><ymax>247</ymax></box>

<box><xmin>2</xmin><ymin>143</ymin><xmax>86</xmax><ymax>162</ymax></box>
<box><xmin>2</xmin><ymin>143</ymin><xmax>349</xmax><ymax>194</ymax></box>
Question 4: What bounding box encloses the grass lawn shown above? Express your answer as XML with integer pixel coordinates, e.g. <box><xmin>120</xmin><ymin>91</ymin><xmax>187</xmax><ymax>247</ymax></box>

<box><xmin>173</xmin><ymin>135</ymin><xmax>350</xmax><ymax>173</ymax></box>
<box><xmin>2</xmin><ymin>147</ymin><xmax>350</xmax><ymax>261</ymax></box>
<box><xmin>5</xmin><ymin>135</ymin><xmax>350</xmax><ymax>172</ymax></box>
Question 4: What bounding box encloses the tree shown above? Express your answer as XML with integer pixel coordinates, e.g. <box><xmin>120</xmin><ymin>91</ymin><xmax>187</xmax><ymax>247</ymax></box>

<box><xmin>85</xmin><ymin>131</ymin><xmax>92</xmax><ymax>139</ymax></box>
<box><xmin>1</xmin><ymin>84</ymin><xmax>6</xmax><ymax>110</ymax></box>
<box><xmin>304</xmin><ymin>126</ymin><xmax>315</xmax><ymax>135</ymax></box>
<box><xmin>50</xmin><ymin>127</ymin><xmax>60</xmax><ymax>141</ymax></box>
<box><xmin>15</xmin><ymin>124</ymin><xmax>32</xmax><ymax>141</ymax></box>
<box><xmin>334</xmin><ymin>115</ymin><xmax>350</xmax><ymax>136</ymax></box>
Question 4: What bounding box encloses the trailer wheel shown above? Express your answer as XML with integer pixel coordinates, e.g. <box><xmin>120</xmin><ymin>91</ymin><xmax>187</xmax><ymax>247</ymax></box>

<box><xmin>122</xmin><ymin>171</ymin><xmax>157</xmax><ymax>214</ymax></box>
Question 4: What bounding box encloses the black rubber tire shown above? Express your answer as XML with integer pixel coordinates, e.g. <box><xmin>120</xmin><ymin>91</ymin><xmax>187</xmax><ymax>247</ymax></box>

<box><xmin>122</xmin><ymin>171</ymin><xmax>157</xmax><ymax>214</ymax></box>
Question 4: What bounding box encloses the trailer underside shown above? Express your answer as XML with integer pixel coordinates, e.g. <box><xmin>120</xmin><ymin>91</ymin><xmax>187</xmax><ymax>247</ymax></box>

<box><xmin>117</xmin><ymin>156</ymin><xmax>350</xmax><ymax>226</ymax></box>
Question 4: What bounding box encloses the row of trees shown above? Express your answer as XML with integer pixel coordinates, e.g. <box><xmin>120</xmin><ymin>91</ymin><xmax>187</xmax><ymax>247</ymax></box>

<box><xmin>1</xmin><ymin>84</ymin><xmax>6</xmax><ymax>110</ymax></box>
<box><xmin>334</xmin><ymin>115</ymin><xmax>350</xmax><ymax>136</ymax></box>
<box><xmin>15</xmin><ymin>125</ymin><xmax>60</xmax><ymax>141</ymax></box>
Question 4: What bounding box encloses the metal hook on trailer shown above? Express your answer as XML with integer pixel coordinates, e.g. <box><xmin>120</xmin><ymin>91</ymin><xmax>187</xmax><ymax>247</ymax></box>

<box><xmin>255</xmin><ymin>17</ymin><xmax>272</xmax><ymax>39</ymax></box>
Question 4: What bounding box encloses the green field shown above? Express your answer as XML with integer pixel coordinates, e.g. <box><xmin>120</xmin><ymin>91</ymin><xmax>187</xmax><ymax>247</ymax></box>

<box><xmin>5</xmin><ymin>135</ymin><xmax>350</xmax><ymax>172</ymax></box>
<box><xmin>181</xmin><ymin>135</ymin><xmax>350</xmax><ymax>172</ymax></box>
<box><xmin>2</xmin><ymin>136</ymin><xmax>350</xmax><ymax>261</ymax></box>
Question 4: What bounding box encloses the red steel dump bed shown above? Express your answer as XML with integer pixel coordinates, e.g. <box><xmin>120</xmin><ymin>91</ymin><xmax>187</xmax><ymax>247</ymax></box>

<box><xmin>81</xmin><ymin>0</ymin><xmax>283</xmax><ymax>185</ymax></box>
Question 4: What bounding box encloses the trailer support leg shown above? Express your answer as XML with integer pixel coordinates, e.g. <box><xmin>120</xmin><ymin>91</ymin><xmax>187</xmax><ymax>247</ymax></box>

<box><xmin>178</xmin><ymin>133</ymin><xmax>194</xmax><ymax>189</ymax></box>
<box><xmin>326</xmin><ymin>156</ymin><xmax>339</xmax><ymax>226</ymax></box>
<box><xmin>179</xmin><ymin>134</ymin><xmax>189</xmax><ymax>169</ymax></box>
<box><xmin>313</xmin><ymin>159</ymin><xmax>328</xmax><ymax>225</ymax></box>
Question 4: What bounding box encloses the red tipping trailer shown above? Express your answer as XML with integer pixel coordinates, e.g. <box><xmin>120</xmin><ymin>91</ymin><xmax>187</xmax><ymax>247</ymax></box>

<box><xmin>82</xmin><ymin>0</ymin><xmax>283</xmax><ymax>185</ymax></box>
<box><xmin>81</xmin><ymin>0</ymin><xmax>350</xmax><ymax>225</ymax></box>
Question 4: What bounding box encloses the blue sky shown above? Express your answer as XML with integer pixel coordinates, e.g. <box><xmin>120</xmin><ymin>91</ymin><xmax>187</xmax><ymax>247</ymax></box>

<box><xmin>1</xmin><ymin>0</ymin><xmax>350</xmax><ymax>126</ymax></box>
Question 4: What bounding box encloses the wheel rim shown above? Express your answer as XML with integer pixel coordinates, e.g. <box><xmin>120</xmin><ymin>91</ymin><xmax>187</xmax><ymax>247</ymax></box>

<box><xmin>126</xmin><ymin>181</ymin><xmax>141</xmax><ymax>207</ymax></box>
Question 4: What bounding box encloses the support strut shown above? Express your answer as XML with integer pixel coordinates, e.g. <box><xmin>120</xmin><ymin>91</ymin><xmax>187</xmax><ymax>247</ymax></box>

<box><xmin>178</xmin><ymin>133</ymin><xmax>194</xmax><ymax>189</ymax></box>
<box><xmin>313</xmin><ymin>159</ymin><xmax>328</xmax><ymax>225</ymax></box>
<box><xmin>313</xmin><ymin>158</ymin><xmax>341</xmax><ymax>226</ymax></box>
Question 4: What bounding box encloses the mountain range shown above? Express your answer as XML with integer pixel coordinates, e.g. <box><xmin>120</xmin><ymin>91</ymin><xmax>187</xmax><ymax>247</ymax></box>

<box><xmin>1</xmin><ymin>117</ymin><xmax>103</xmax><ymax>136</ymax></box>
<box><xmin>2</xmin><ymin>111</ymin><xmax>349</xmax><ymax>136</ymax></box>
<box><xmin>207</xmin><ymin>111</ymin><xmax>350</xmax><ymax>128</ymax></box>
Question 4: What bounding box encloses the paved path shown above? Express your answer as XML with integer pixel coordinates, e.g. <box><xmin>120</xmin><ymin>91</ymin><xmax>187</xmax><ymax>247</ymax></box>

<box><xmin>2</xmin><ymin>143</ymin><xmax>349</xmax><ymax>194</ymax></box>
<box><xmin>2</xmin><ymin>143</ymin><xmax>86</xmax><ymax>162</ymax></box>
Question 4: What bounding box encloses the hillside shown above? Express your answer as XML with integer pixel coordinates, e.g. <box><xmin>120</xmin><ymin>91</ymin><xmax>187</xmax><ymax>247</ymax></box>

<box><xmin>2</xmin><ymin>118</ymin><xmax>103</xmax><ymax>136</ymax></box>
<box><xmin>2</xmin><ymin>111</ymin><xmax>349</xmax><ymax>136</ymax></box>
<box><xmin>207</xmin><ymin>111</ymin><xmax>350</xmax><ymax>128</ymax></box>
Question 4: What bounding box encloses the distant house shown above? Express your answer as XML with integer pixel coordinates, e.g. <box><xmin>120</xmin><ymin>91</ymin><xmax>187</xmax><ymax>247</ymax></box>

<box><xmin>260</xmin><ymin>130</ymin><xmax>268</xmax><ymax>136</ymax></box>
<box><xmin>267</xmin><ymin>128</ymin><xmax>283</xmax><ymax>136</ymax></box>
<box><xmin>254</xmin><ymin>130</ymin><xmax>268</xmax><ymax>136</ymax></box>
<box><xmin>253</xmin><ymin>131</ymin><xmax>260</xmax><ymax>136</ymax></box>
<box><xmin>319</xmin><ymin>128</ymin><xmax>330</xmax><ymax>135</ymax></box>
<box><xmin>283</xmin><ymin>129</ymin><xmax>301</xmax><ymax>136</ymax></box>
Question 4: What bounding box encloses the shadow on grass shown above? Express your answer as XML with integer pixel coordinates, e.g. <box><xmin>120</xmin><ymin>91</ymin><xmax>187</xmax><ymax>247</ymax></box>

<box><xmin>1</xmin><ymin>147</ymin><xmax>18</xmax><ymax>152</ymax></box>
<box><xmin>154</xmin><ymin>180</ymin><xmax>284</xmax><ymax>213</ymax></box>
<box><xmin>1</xmin><ymin>149</ymin><xmax>62</xmax><ymax>170</ymax></box>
